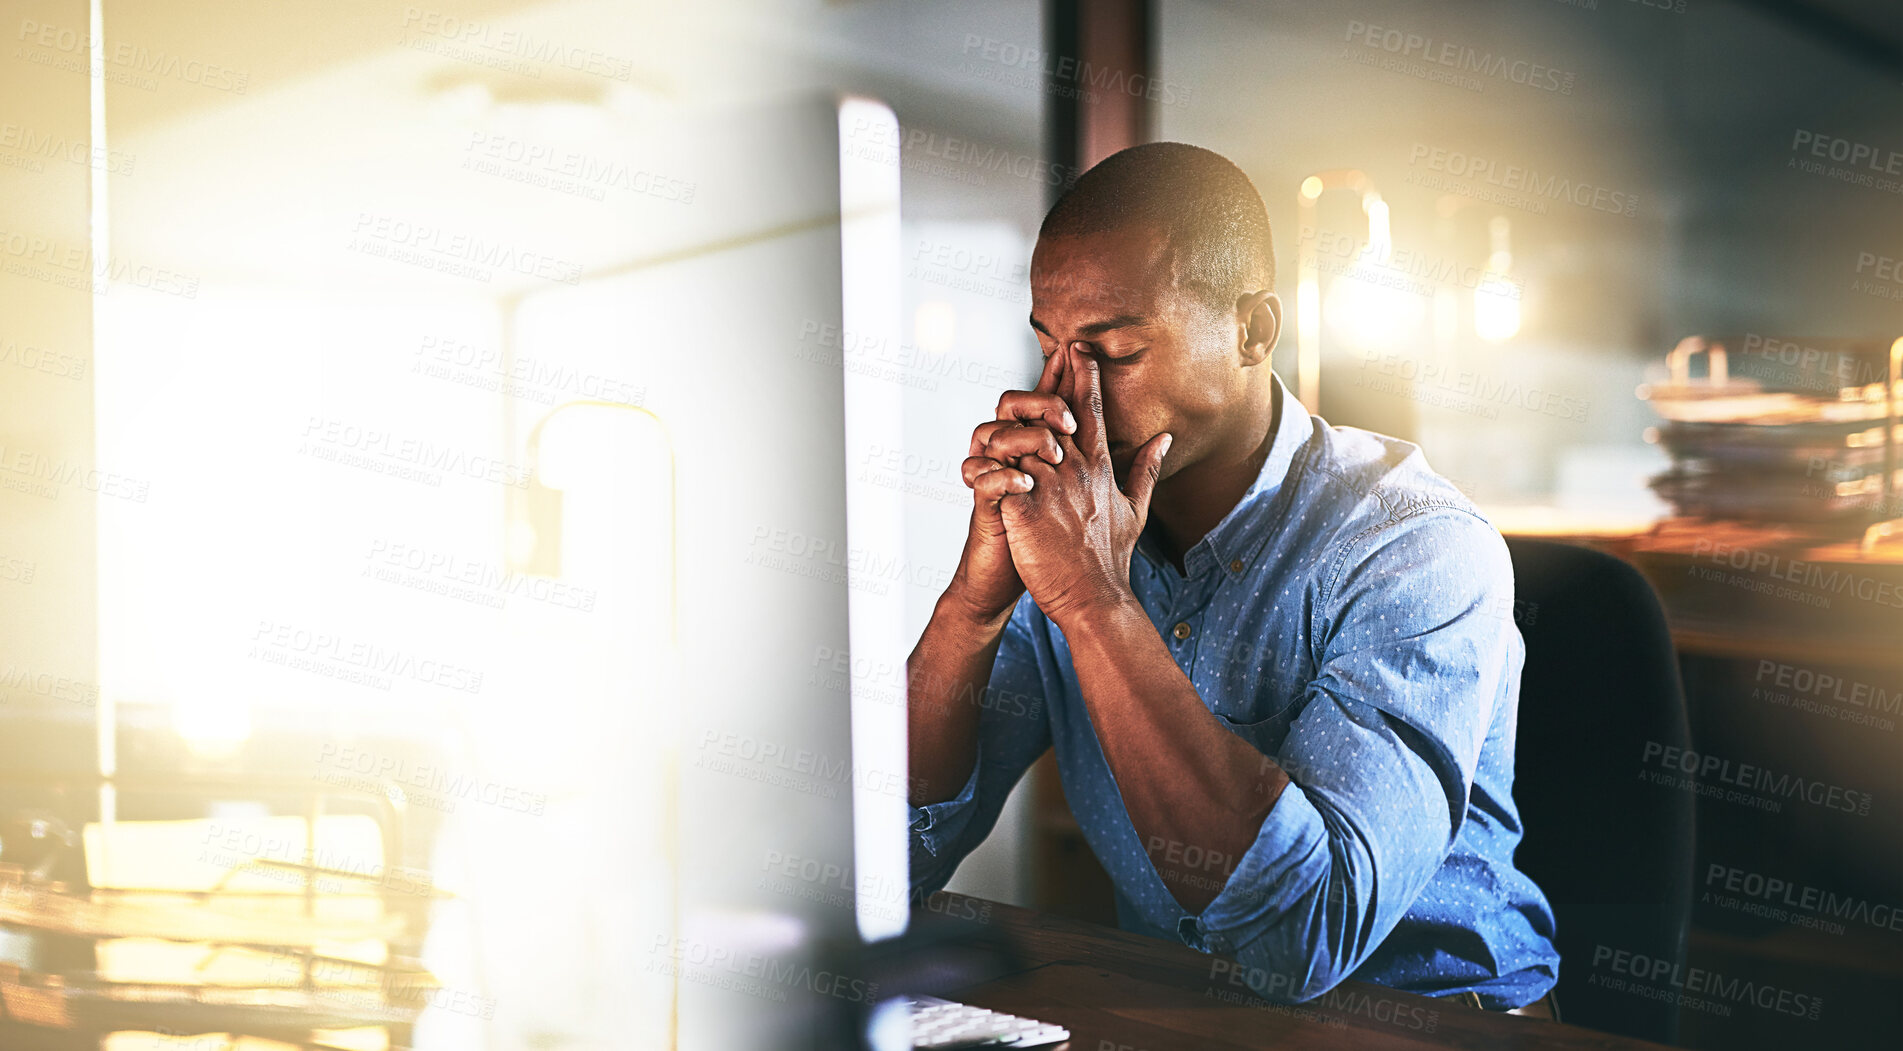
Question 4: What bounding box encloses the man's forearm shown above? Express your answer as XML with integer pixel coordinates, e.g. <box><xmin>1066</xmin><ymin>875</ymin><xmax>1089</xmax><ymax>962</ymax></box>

<box><xmin>906</xmin><ymin>586</ymin><xmax>1014</xmax><ymax>807</ymax></box>
<box><xmin>1062</xmin><ymin>597</ymin><xmax>1291</xmax><ymax>911</ymax></box>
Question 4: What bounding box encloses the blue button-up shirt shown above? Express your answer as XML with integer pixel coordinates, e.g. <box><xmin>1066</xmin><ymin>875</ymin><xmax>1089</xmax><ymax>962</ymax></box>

<box><xmin>909</xmin><ymin>372</ymin><xmax>1560</xmax><ymax>1008</ymax></box>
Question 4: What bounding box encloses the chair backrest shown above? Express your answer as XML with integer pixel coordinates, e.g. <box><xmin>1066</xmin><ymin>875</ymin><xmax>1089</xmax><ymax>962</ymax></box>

<box><xmin>1505</xmin><ymin>538</ymin><xmax>1694</xmax><ymax>1044</ymax></box>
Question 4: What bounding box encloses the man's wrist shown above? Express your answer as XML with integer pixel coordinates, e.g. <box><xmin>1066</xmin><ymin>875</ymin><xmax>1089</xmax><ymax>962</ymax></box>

<box><xmin>1047</xmin><ymin>585</ymin><xmax>1146</xmax><ymax>640</ymax></box>
<box><xmin>936</xmin><ymin>582</ymin><xmax>1017</xmax><ymax>638</ymax></box>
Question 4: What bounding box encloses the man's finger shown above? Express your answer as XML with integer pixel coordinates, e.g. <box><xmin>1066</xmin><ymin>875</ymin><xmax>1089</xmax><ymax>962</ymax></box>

<box><xmin>969</xmin><ymin>419</ymin><xmax>1016</xmax><ymax>457</ymax></box>
<box><xmin>1124</xmin><ymin>431</ymin><xmax>1173</xmax><ymax>527</ymax></box>
<box><xmin>961</xmin><ymin>455</ymin><xmax>1009</xmax><ymax>489</ymax></box>
<box><xmin>1049</xmin><ymin>429</ymin><xmax>1083</xmax><ymax>472</ymax></box>
<box><xmin>1067</xmin><ymin>340</ymin><xmax>1109</xmax><ymax>457</ymax></box>
<box><xmin>973</xmin><ymin>465</ymin><xmax>1034</xmax><ymax>504</ymax></box>
<box><xmin>1033</xmin><ymin>343</ymin><xmax>1068</xmax><ymax>395</ymax></box>
<box><xmin>1018</xmin><ymin>449</ymin><xmax>1060</xmax><ymax>479</ymax></box>
<box><xmin>981</xmin><ymin>424</ymin><xmax>1064</xmax><ymax>467</ymax></box>
<box><xmin>970</xmin><ymin>464</ymin><xmax>1022</xmax><ymax>534</ymax></box>
<box><xmin>996</xmin><ymin>391</ymin><xmax>1076</xmax><ymax>434</ymax></box>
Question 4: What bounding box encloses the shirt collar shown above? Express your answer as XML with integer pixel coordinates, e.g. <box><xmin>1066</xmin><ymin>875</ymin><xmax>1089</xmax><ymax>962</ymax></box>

<box><xmin>1137</xmin><ymin>369</ymin><xmax>1313</xmax><ymax>579</ymax></box>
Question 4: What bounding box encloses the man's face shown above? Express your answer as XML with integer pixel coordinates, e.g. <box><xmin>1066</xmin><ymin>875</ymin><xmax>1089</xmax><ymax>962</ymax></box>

<box><xmin>1029</xmin><ymin>224</ymin><xmax>1252</xmax><ymax>484</ymax></box>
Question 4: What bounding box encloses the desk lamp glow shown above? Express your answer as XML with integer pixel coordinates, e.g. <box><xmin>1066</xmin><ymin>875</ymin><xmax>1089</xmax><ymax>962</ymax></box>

<box><xmin>1879</xmin><ymin>336</ymin><xmax>1903</xmax><ymax>550</ymax></box>
<box><xmin>1295</xmin><ymin>170</ymin><xmax>1391</xmax><ymax>409</ymax></box>
<box><xmin>1431</xmin><ymin>197</ymin><xmax>1522</xmax><ymax>349</ymax></box>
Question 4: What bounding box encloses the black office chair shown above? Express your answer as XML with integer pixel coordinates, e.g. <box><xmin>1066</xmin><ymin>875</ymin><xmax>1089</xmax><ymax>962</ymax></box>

<box><xmin>1505</xmin><ymin>538</ymin><xmax>1695</xmax><ymax>1045</ymax></box>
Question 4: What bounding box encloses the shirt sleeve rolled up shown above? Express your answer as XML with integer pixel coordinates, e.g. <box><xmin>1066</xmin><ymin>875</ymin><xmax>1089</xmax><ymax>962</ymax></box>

<box><xmin>1179</xmin><ymin>510</ymin><xmax>1519</xmax><ymax>1002</ymax></box>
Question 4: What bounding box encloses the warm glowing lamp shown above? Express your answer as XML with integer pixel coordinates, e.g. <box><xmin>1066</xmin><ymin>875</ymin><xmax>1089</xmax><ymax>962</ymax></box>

<box><xmin>1295</xmin><ymin>170</ymin><xmax>1390</xmax><ymax>408</ymax></box>
<box><xmin>1433</xmin><ymin>198</ymin><xmax>1522</xmax><ymax>346</ymax></box>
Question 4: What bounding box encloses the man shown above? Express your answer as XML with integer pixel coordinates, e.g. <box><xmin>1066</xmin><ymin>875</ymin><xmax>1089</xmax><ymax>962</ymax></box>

<box><xmin>905</xmin><ymin>143</ymin><xmax>1560</xmax><ymax>1013</ymax></box>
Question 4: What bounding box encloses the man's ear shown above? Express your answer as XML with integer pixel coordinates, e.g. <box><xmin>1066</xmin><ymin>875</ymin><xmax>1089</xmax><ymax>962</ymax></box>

<box><xmin>1235</xmin><ymin>290</ymin><xmax>1282</xmax><ymax>366</ymax></box>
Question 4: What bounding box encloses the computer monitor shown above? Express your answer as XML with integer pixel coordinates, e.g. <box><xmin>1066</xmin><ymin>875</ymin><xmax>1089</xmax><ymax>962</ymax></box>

<box><xmin>646</xmin><ymin>94</ymin><xmax>909</xmax><ymax>1050</ymax></box>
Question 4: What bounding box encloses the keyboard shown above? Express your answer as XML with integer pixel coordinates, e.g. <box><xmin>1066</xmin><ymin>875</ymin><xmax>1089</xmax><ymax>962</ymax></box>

<box><xmin>905</xmin><ymin>995</ymin><xmax>1070</xmax><ymax>1048</ymax></box>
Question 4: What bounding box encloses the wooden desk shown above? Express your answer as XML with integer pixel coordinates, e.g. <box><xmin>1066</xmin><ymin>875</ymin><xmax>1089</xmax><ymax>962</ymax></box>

<box><xmin>925</xmin><ymin>892</ymin><xmax>1669</xmax><ymax>1051</ymax></box>
<box><xmin>1496</xmin><ymin>518</ymin><xmax>1903</xmax><ymax>666</ymax></box>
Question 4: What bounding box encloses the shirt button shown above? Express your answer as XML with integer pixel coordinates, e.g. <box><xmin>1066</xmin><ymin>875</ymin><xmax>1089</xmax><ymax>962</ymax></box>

<box><xmin>1229</xmin><ymin>559</ymin><xmax>1245</xmax><ymax>573</ymax></box>
<box><xmin>1172</xmin><ymin>622</ymin><xmax>1192</xmax><ymax>640</ymax></box>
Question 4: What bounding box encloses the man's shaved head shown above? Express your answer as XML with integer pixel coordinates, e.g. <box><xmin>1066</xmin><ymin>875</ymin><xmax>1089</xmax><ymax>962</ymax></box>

<box><xmin>1026</xmin><ymin>142</ymin><xmax>1284</xmax><ymax>510</ymax></box>
<box><xmin>1039</xmin><ymin>142</ymin><xmax>1276</xmax><ymax>311</ymax></box>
